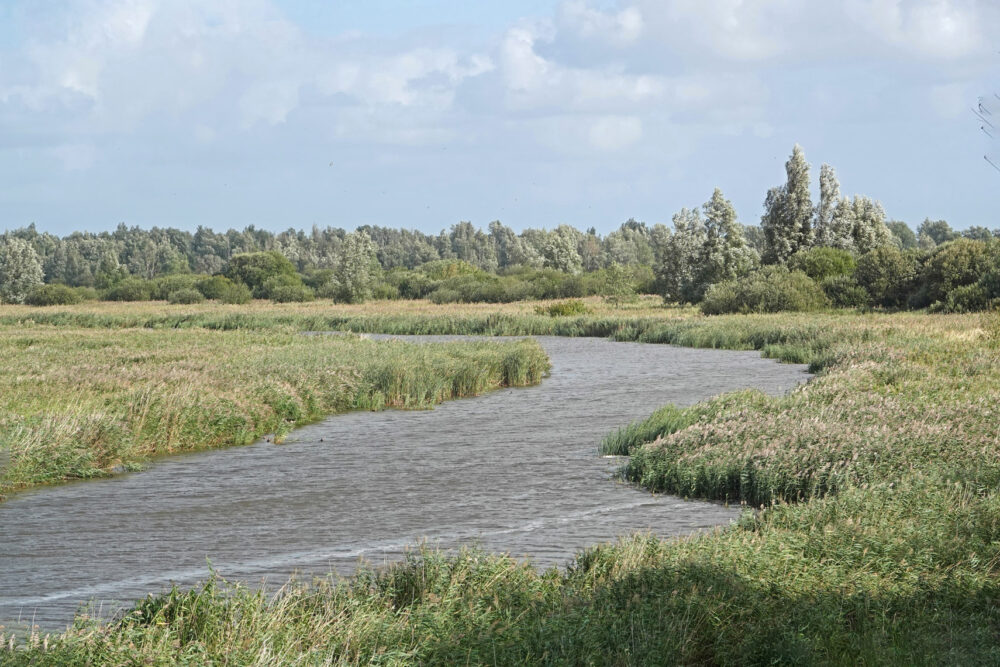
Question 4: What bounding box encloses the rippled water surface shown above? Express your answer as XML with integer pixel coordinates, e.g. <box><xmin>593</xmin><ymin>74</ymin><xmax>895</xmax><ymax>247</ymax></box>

<box><xmin>0</xmin><ymin>335</ymin><xmax>809</xmax><ymax>629</ymax></box>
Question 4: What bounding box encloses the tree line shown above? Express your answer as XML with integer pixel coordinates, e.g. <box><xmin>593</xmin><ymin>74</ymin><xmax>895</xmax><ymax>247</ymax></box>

<box><xmin>1</xmin><ymin>144</ymin><xmax>998</xmax><ymax>312</ymax></box>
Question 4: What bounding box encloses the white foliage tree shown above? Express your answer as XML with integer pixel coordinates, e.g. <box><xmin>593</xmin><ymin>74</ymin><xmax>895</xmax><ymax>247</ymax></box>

<box><xmin>827</xmin><ymin>198</ymin><xmax>859</xmax><ymax>252</ymax></box>
<box><xmin>762</xmin><ymin>144</ymin><xmax>814</xmax><ymax>264</ymax></box>
<box><xmin>850</xmin><ymin>196</ymin><xmax>892</xmax><ymax>255</ymax></box>
<box><xmin>331</xmin><ymin>231</ymin><xmax>380</xmax><ymax>303</ymax></box>
<box><xmin>813</xmin><ymin>164</ymin><xmax>845</xmax><ymax>247</ymax></box>
<box><xmin>699</xmin><ymin>188</ymin><xmax>758</xmax><ymax>294</ymax></box>
<box><xmin>655</xmin><ymin>207</ymin><xmax>706</xmax><ymax>303</ymax></box>
<box><xmin>541</xmin><ymin>226</ymin><xmax>583</xmax><ymax>274</ymax></box>
<box><xmin>0</xmin><ymin>238</ymin><xmax>44</xmax><ymax>304</ymax></box>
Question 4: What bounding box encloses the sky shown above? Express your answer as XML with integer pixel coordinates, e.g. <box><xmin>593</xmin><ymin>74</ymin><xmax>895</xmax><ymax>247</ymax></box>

<box><xmin>0</xmin><ymin>0</ymin><xmax>997</xmax><ymax>236</ymax></box>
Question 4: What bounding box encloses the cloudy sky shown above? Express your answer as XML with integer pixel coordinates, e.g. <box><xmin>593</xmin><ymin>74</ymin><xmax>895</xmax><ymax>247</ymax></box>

<box><xmin>1</xmin><ymin>0</ymin><xmax>997</xmax><ymax>236</ymax></box>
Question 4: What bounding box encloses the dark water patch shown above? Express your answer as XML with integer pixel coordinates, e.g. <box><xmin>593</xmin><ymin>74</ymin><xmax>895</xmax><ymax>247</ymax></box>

<box><xmin>0</xmin><ymin>336</ymin><xmax>808</xmax><ymax>629</ymax></box>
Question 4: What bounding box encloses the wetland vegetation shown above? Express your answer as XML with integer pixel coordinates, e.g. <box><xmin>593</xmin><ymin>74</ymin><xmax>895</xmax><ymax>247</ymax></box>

<box><xmin>0</xmin><ymin>323</ymin><xmax>548</xmax><ymax>498</ymax></box>
<box><xmin>2</xmin><ymin>301</ymin><xmax>999</xmax><ymax>663</ymax></box>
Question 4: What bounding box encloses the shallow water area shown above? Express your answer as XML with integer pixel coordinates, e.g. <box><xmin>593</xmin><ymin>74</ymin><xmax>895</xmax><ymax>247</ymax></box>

<box><xmin>0</xmin><ymin>335</ymin><xmax>809</xmax><ymax>630</ymax></box>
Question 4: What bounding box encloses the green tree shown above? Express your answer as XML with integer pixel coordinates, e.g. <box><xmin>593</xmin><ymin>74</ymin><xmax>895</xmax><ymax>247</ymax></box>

<box><xmin>854</xmin><ymin>246</ymin><xmax>917</xmax><ymax>307</ymax></box>
<box><xmin>698</xmin><ymin>188</ymin><xmax>758</xmax><ymax>293</ymax></box>
<box><xmin>226</xmin><ymin>251</ymin><xmax>297</xmax><ymax>297</ymax></box>
<box><xmin>919</xmin><ymin>239</ymin><xmax>992</xmax><ymax>304</ymax></box>
<box><xmin>917</xmin><ymin>219</ymin><xmax>959</xmax><ymax>246</ymax></box>
<box><xmin>655</xmin><ymin>207</ymin><xmax>706</xmax><ymax>303</ymax></box>
<box><xmin>887</xmin><ymin>221</ymin><xmax>918</xmax><ymax>250</ymax></box>
<box><xmin>450</xmin><ymin>222</ymin><xmax>498</xmax><ymax>273</ymax></box>
<box><xmin>599</xmin><ymin>263</ymin><xmax>637</xmax><ymax>307</ymax></box>
<box><xmin>330</xmin><ymin>231</ymin><xmax>380</xmax><ymax>303</ymax></box>
<box><xmin>762</xmin><ymin>144</ymin><xmax>814</xmax><ymax>264</ymax></box>
<box><xmin>0</xmin><ymin>238</ymin><xmax>44</xmax><ymax>304</ymax></box>
<box><xmin>962</xmin><ymin>226</ymin><xmax>994</xmax><ymax>242</ymax></box>
<box><xmin>788</xmin><ymin>246</ymin><xmax>856</xmax><ymax>282</ymax></box>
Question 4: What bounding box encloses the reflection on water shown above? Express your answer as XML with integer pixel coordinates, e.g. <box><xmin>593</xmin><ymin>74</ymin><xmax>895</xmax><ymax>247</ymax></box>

<box><xmin>0</xmin><ymin>336</ymin><xmax>808</xmax><ymax>629</ymax></box>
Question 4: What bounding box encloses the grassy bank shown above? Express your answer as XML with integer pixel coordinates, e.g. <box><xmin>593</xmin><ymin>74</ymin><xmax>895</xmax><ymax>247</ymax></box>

<box><xmin>0</xmin><ymin>326</ymin><xmax>549</xmax><ymax>498</ymax></box>
<box><xmin>0</xmin><ymin>297</ymin><xmax>679</xmax><ymax>336</ymax></box>
<box><xmin>4</xmin><ymin>303</ymin><xmax>1000</xmax><ymax>663</ymax></box>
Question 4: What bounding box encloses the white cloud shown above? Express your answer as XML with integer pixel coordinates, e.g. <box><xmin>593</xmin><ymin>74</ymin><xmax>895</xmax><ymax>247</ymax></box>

<box><xmin>499</xmin><ymin>24</ymin><xmax>664</xmax><ymax>112</ymax></box>
<box><xmin>2</xmin><ymin>0</ymin><xmax>996</xmax><ymax>193</ymax></box>
<box><xmin>847</xmin><ymin>0</ymin><xmax>985</xmax><ymax>59</ymax></box>
<box><xmin>558</xmin><ymin>1</ymin><xmax>644</xmax><ymax>46</ymax></box>
<box><xmin>614</xmin><ymin>0</ymin><xmax>992</xmax><ymax>63</ymax></box>
<box><xmin>238</xmin><ymin>79</ymin><xmax>301</xmax><ymax>127</ymax></box>
<box><xmin>318</xmin><ymin>48</ymin><xmax>494</xmax><ymax>109</ymax></box>
<box><xmin>588</xmin><ymin>115</ymin><xmax>642</xmax><ymax>150</ymax></box>
<box><xmin>635</xmin><ymin>0</ymin><xmax>807</xmax><ymax>61</ymax></box>
<box><xmin>8</xmin><ymin>0</ymin><xmax>494</xmax><ymax>138</ymax></box>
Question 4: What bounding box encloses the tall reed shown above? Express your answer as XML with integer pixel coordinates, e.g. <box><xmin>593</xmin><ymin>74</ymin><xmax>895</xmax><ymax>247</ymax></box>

<box><xmin>0</xmin><ymin>327</ymin><xmax>548</xmax><ymax>497</ymax></box>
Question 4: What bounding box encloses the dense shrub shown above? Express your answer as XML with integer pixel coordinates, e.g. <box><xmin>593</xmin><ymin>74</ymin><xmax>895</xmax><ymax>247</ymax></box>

<box><xmin>196</xmin><ymin>275</ymin><xmax>238</xmax><ymax>300</ymax></box>
<box><xmin>167</xmin><ymin>288</ymin><xmax>205</xmax><ymax>305</ymax></box>
<box><xmin>269</xmin><ymin>284</ymin><xmax>314</xmax><ymax>303</ymax></box>
<box><xmin>218</xmin><ymin>283</ymin><xmax>252</xmax><ymax>304</ymax></box>
<box><xmin>820</xmin><ymin>275</ymin><xmax>869</xmax><ymax>308</ymax></box>
<box><xmin>301</xmin><ymin>268</ymin><xmax>334</xmax><ymax>291</ymax></box>
<box><xmin>854</xmin><ymin>246</ymin><xmax>917</xmax><ymax>308</ymax></box>
<box><xmin>25</xmin><ymin>283</ymin><xmax>84</xmax><ymax>306</ymax></box>
<box><xmin>226</xmin><ymin>251</ymin><xmax>298</xmax><ymax>295</ymax></box>
<box><xmin>701</xmin><ymin>267</ymin><xmax>828</xmax><ymax>315</ymax></box>
<box><xmin>149</xmin><ymin>274</ymin><xmax>200</xmax><ymax>300</ymax></box>
<box><xmin>389</xmin><ymin>270</ymin><xmax>438</xmax><ymax>299</ymax></box>
<box><xmin>259</xmin><ymin>273</ymin><xmax>307</xmax><ymax>300</ymax></box>
<box><xmin>101</xmin><ymin>279</ymin><xmax>153</xmax><ymax>302</ymax></box>
<box><xmin>919</xmin><ymin>239</ymin><xmax>993</xmax><ymax>304</ymax></box>
<box><xmin>371</xmin><ymin>282</ymin><xmax>400</xmax><ymax>300</ymax></box>
<box><xmin>788</xmin><ymin>247</ymin><xmax>856</xmax><ymax>281</ymax></box>
<box><xmin>428</xmin><ymin>288</ymin><xmax>462</xmax><ymax>304</ymax></box>
<box><xmin>979</xmin><ymin>256</ymin><xmax>1000</xmax><ymax>301</ymax></box>
<box><xmin>935</xmin><ymin>284</ymin><xmax>990</xmax><ymax>313</ymax></box>
<box><xmin>74</xmin><ymin>286</ymin><xmax>99</xmax><ymax>301</ymax></box>
<box><xmin>535</xmin><ymin>299</ymin><xmax>592</xmax><ymax>316</ymax></box>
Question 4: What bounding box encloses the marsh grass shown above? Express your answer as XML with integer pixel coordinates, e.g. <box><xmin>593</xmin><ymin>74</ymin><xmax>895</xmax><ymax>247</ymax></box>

<box><xmin>0</xmin><ymin>326</ymin><xmax>548</xmax><ymax>497</ymax></box>
<box><xmin>6</xmin><ymin>301</ymin><xmax>1000</xmax><ymax>664</ymax></box>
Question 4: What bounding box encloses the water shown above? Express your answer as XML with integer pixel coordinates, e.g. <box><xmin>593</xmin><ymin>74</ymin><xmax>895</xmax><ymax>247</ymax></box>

<box><xmin>0</xmin><ymin>336</ymin><xmax>809</xmax><ymax>630</ymax></box>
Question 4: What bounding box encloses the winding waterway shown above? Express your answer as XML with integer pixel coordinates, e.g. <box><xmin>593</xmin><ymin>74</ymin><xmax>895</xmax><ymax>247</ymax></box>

<box><xmin>0</xmin><ymin>335</ymin><xmax>809</xmax><ymax>629</ymax></box>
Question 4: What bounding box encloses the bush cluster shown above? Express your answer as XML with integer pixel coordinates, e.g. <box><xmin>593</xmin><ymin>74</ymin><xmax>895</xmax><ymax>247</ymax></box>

<box><xmin>699</xmin><ymin>239</ymin><xmax>1000</xmax><ymax>315</ymax></box>
<box><xmin>384</xmin><ymin>261</ymin><xmax>650</xmax><ymax>304</ymax></box>
<box><xmin>24</xmin><ymin>284</ymin><xmax>87</xmax><ymax>306</ymax></box>
<box><xmin>701</xmin><ymin>267</ymin><xmax>829</xmax><ymax>315</ymax></box>
<box><xmin>167</xmin><ymin>288</ymin><xmax>205</xmax><ymax>305</ymax></box>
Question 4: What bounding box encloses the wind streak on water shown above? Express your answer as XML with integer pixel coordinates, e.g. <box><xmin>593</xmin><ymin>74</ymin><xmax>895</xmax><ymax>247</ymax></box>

<box><xmin>0</xmin><ymin>336</ymin><xmax>809</xmax><ymax>629</ymax></box>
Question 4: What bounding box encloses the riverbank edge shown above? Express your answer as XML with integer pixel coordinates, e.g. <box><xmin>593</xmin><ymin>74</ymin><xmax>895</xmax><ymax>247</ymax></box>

<box><xmin>0</xmin><ymin>331</ymin><xmax>551</xmax><ymax>501</ymax></box>
<box><xmin>5</xmin><ymin>307</ymin><xmax>1000</xmax><ymax>664</ymax></box>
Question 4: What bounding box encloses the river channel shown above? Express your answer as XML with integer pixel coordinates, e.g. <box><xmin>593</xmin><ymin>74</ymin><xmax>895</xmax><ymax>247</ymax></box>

<box><xmin>0</xmin><ymin>335</ymin><xmax>809</xmax><ymax>629</ymax></box>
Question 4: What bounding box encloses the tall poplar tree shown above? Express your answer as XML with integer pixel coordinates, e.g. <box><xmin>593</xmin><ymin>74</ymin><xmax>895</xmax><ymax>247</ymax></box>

<box><xmin>698</xmin><ymin>188</ymin><xmax>757</xmax><ymax>293</ymax></box>
<box><xmin>762</xmin><ymin>144</ymin><xmax>814</xmax><ymax>264</ymax></box>
<box><xmin>813</xmin><ymin>164</ymin><xmax>846</xmax><ymax>248</ymax></box>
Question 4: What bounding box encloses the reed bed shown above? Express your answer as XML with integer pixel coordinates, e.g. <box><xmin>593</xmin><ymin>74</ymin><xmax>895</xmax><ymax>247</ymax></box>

<box><xmin>5</xmin><ymin>303</ymin><xmax>1000</xmax><ymax>664</ymax></box>
<box><xmin>0</xmin><ymin>326</ymin><xmax>548</xmax><ymax>498</ymax></box>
